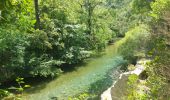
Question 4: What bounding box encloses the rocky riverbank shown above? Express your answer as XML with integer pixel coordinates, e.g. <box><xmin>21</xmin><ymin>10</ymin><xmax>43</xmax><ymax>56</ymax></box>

<box><xmin>101</xmin><ymin>59</ymin><xmax>150</xmax><ymax>100</ymax></box>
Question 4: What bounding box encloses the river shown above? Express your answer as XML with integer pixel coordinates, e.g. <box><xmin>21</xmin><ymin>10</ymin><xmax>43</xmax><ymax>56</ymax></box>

<box><xmin>23</xmin><ymin>43</ymin><xmax>126</xmax><ymax>100</ymax></box>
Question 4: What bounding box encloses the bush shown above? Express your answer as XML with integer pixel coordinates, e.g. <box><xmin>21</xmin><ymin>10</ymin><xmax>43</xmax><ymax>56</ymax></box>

<box><xmin>116</xmin><ymin>25</ymin><xmax>150</xmax><ymax>63</ymax></box>
<box><xmin>0</xmin><ymin>25</ymin><xmax>28</xmax><ymax>81</ymax></box>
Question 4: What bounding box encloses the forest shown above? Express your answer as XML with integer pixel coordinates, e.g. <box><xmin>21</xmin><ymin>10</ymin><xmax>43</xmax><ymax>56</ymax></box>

<box><xmin>0</xmin><ymin>0</ymin><xmax>170</xmax><ymax>100</ymax></box>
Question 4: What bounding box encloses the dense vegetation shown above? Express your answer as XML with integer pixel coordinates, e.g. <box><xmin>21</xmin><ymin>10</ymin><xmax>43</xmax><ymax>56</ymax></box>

<box><xmin>0</xmin><ymin>0</ymin><xmax>170</xmax><ymax>99</ymax></box>
<box><xmin>115</xmin><ymin>0</ymin><xmax>170</xmax><ymax>99</ymax></box>
<box><xmin>0</xmin><ymin>0</ymin><xmax>116</xmax><ymax>82</ymax></box>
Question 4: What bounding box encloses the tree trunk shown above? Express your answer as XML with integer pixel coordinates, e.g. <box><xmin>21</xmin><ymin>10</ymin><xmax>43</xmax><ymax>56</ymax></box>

<box><xmin>34</xmin><ymin>0</ymin><xmax>41</xmax><ymax>29</ymax></box>
<box><xmin>87</xmin><ymin>0</ymin><xmax>92</xmax><ymax>35</ymax></box>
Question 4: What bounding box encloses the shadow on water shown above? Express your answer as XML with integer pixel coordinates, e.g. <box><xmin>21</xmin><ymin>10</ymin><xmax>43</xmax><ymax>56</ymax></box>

<box><xmin>87</xmin><ymin>68</ymin><xmax>120</xmax><ymax>100</ymax></box>
<box><xmin>70</xmin><ymin>67</ymin><xmax>122</xmax><ymax>100</ymax></box>
<box><xmin>1</xmin><ymin>52</ymin><xmax>105</xmax><ymax>94</ymax></box>
<box><xmin>25</xmin><ymin>57</ymin><xmax>103</xmax><ymax>94</ymax></box>
<box><xmin>60</xmin><ymin>61</ymin><xmax>88</xmax><ymax>73</ymax></box>
<box><xmin>60</xmin><ymin>52</ymin><xmax>106</xmax><ymax>73</ymax></box>
<box><xmin>20</xmin><ymin>43</ymin><xmax>126</xmax><ymax>100</ymax></box>
<box><xmin>88</xmin><ymin>77</ymin><xmax>113</xmax><ymax>100</ymax></box>
<box><xmin>24</xmin><ymin>62</ymin><xmax>92</xmax><ymax>94</ymax></box>
<box><xmin>24</xmin><ymin>77</ymin><xmax>52</xmax><ymax>94</ymax></box>
<box><xmin>91</xmin><ymin>66</ymin><xmax>123</xmax><ymax>100</ymax></box>
<box><xmin>0</xmin><ymin>52</ymin><xmax>107</xmax><ymax>97</ymax></box>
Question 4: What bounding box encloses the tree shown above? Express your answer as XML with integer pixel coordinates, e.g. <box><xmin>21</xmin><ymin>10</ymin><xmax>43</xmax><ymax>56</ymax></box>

<box><xmin>80</xmin><ymin>0</ymin><xmax>103</xmax><ymax>35</ymax></box>
<box><xmin>34</xmin><ymin>0</ymin><xmax>41</xmax><ymax>29</ymax></box>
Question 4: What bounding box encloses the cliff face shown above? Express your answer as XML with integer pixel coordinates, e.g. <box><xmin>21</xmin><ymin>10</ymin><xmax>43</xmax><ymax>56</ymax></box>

<box><xmin>101</xmin><ymin>59</ymin><xmax>149</xmax><ymax>100</ymax></box>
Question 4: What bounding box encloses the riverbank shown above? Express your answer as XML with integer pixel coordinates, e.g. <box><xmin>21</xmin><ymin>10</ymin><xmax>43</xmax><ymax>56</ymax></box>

<box><xmin>19</xmin><ymin>44</ymin><xmax>126</xmax><ymax>100</ymax></box>
<box><xmin>101</xmin><ymin>59</ymin><xmax>150</xmax><ymax>100</ymax></box>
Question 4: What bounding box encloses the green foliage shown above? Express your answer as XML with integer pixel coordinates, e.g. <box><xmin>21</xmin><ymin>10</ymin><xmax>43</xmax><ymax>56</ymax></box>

<box><xmin>0</xmin><ymin>89</ymin><xmax>10</xmax><ymax>99</ymax></box>
<box><xmin>146</xmin><ymin>73</ymin><xmax>166</xmax><ymax>99</ymax></box>
<box><xmin>0</xmin><ymin>0</ymin><xmax>169</xmax><ymax>100</ymax></box>
<box><xmin>0</xmin><ymin>25</ymin><xmax>27</xmax><ymax>81</ymax></box>
<box><xmin>116</xmin><ymin>25</ymin><xmax>150</xmax><ymax>63</ymax></box>
<box><xmin>0</xmin><ymin>0</ymin><xmax>116</xmax><ymax>82</ymax></box>
<box><xmin>143</xmin><ymin>0</ymin><xmax>170</xmax><ymax>99</ymax></box>
<box><xmin>126</xmin><ymin>74</ymin><xmax>149</xmax><ymax>100</ymax></box>
<box><xmin>126</xmin><ymin>74</ymin><xmax>139</xmax><ymax>100</ymax></box>
<box><xmin>0</xmin><ymin>77</ymin><xmax>31</xmax><ymax>100</ymax></box>
<box><xmin>0</xmin><ymin>0</ymin><xmax>169</xmax><ymax>99</ymax></box>
<box><xmin>9</xmin><ymin>77</ymin><xmax>30</xmax><ymax>94</ymax></box>
<box><xmin>68</xmin><ymin>93</ymin><xmax>95</xmax><ymax>100</ymax></box>
<box><xmin>125</xmin><ymin>0</ymin><xmax>170</xmax><ymax>99</ymax></box>
<box><xmin>131</xmin><ymin>0</ymin><xmax>151</xmax><ymax>14</ymax></box>
<box><xmin>146</xmin><ymin>37</ymin><xmax>170</xmax><ymax>99</ymax></box>
<box><xmin>150</xmin><ymin>0</ymin><xmax>170</xmax><ymax>19</ymax></box>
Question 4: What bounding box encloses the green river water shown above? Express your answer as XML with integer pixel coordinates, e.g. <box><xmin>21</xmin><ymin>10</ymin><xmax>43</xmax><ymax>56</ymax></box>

<box><xmin>23</xmin><ymin>44</ymin><xmax>126</xmax><ymax>100</ymax></box>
